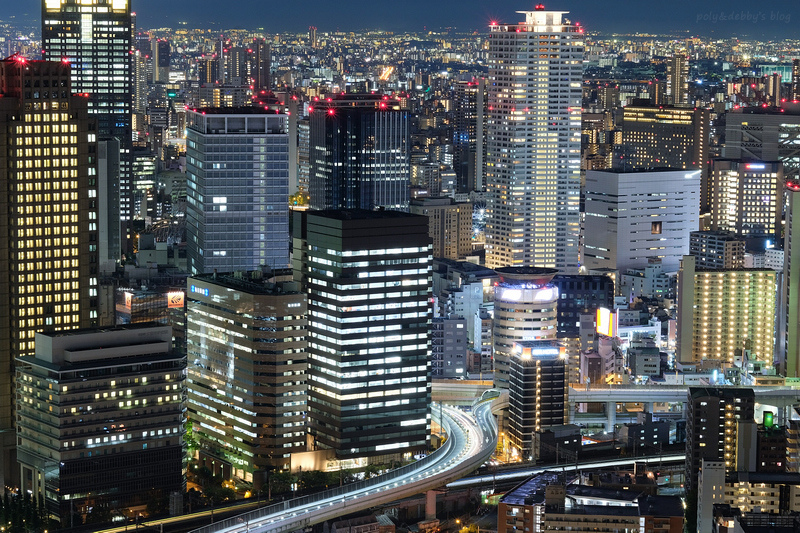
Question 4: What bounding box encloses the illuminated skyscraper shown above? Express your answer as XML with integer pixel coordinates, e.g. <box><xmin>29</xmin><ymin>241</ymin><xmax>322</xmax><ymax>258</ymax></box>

<box><xmin>185</xmin><ymin>107</ymin><xmax>290</xmax><ymax>274</ymax></box>
<box><xmin>486</xmin><ymin>7</ymin><xmax>582</xmax><ymax>271</ymax></box>
<box><xmin>619</xmin><ymin>105</ymin><xmax>709</xmax><ymax>205</ymax></box>
<box><xmin>0</xmin><ymin>57</ymin><xmax>98</xmax><ymax>486</ymax></box>
<box><xmin>293</xmin><ymin>210</ymin><xmax>432</xmax><ymax>464</ymax></box>
<box><xmin>186</xmin><ymin>271</ymin><xmax>307</xmax><ymax>480</ymax></box>
<box><xmin>666</xmin><ymin>54</ymin><xmax>689</xmax><ymax>106</ymax></box>
<box><xmin>42</xmin><ymin>0</ymin><xmax>133</xmax><ymax>224</ymax></box>
<box><xmin>709</xmin><ymin>160</ymin><xmax>783</xmax><ymax>247</ymax></box>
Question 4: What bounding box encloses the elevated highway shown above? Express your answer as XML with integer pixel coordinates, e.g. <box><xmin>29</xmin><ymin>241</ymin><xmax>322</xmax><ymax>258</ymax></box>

<box><xmin>188</xmin><ymin>400</ymin><xmax>498</xmax><ymax>533</ymax></box>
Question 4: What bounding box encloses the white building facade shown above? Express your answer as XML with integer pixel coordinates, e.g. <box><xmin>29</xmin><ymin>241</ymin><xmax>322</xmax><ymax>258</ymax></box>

<box><xmin>584</xmin><ymin>169</ymin><xmax>701</xmax><ymax>273</ymax></box>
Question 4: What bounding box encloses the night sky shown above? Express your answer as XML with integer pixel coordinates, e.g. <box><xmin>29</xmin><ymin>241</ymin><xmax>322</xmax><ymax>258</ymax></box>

<box><xmin>7</xmin><ymin>0</ymin><xmax>800</xmax><ymax>37</ymax></box>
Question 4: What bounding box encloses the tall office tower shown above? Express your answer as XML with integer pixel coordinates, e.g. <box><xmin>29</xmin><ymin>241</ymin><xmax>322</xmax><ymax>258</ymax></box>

<box><xmin>252</xmin><ymin>38</ymin><xmax>271</xmax><ymax>92</ymax></box>
<box><xmin>677</xmin><ymin>255</ymin><xmax>776</xmax><ymax>365</ymax></box>
<box><xmin>42</xmin><ymin>0</ymin><xmax>134</xmax><ymax>224</ymax></box>
<box><xmin>226</xmin><ymin>47</ymin><xmax>247</xmax><ymax>84</ymax></box>
<box><xmin>186</xmin><ymin>271</ymin><xmax>307</xmax><ymax>480</ymax></box>
<box><xmin>151</xmin><ymin>39</ymin><xmax>170</xmax><ymax>83</ymax></box>
<box><xmin>619</xmin><ymin>105</ymin><xmax>710</xmax><ymax>206</ymax></box>
<box><xmin>0</xmin><ymin>58</ymin><xmax>98</xmax><ymax>485</ymax></box>
<box><xmin>410</xmin><ymin>198</ymin><xmax>473</xmax><ymax>260</ymax></box>
<box><xmin>724</xmin><ymin>107</ymin><xmax>800</xmax><ymax>180</ymax></box>
<box><xmin>186</xmin><ymin>108</ymin><xmax>290</xmax><ymax>274</ymax></box>
<box><xmin>689</xmin><ymin>231</ymin><xmax>745</xmax><ymax>270</ymax></box>
<box><xmin>793</xmin><ymin>59</ymin><xmax>800</xmax><ymax>101</ymax></box>
<box><xmin>685</xmin><ymin>387</ymin><xmax>756</xmax><ymax>492</ymax></box>
<box><xmin>507</xmin><ymin>340</ymin><xmax>566</xmax><ymax>460</ymax></box>
<box><xmin>666</xmin><ymin>54</ymin><xmax>689</xmax><ymax>106</ymax></box>
<box><xmin>216</xmin><ymin>39</ymin><xmax>226</xmax><ymax>83</ymax></box>
<box><xmin>493</xmin><ymin>268</ymin><xmax>559</xmax><ymax>390</ymax></box>
<box><xmin>782</xmin><ymin>178</ymin><xmax>800</xmax><ymax>377</ymax></box>
<box><xmin>485</xmin><ymin>8</ymin><xmax>583</xmax><ymax>271</ymax></box>
<box><xmin>583</xmin><ymin>169</ymin><xmax>700</xmax><ymax>273</ymax></box>
<box><xmin>293</xmin><ymin>210</ymin><xmax>432</xmax><ymax>464</ymax></box>
<box><xmin>16</xmin><ymin>325</ymin><xmax>185</xmax><ymax>521</ymax></box>
<box><xmin>309</xmin><ymin>94</ymin><xmax>409</xmax><ymax>211</ymax></box>
<box><xmin>709</xmin><ymin>160</ymin><xmax>783</xmax><ymax>248</ymax></box>
<box><xmin>453</xmin><ymin>79</ymin><xmax>486</xmax><ymax>192</ymax></box>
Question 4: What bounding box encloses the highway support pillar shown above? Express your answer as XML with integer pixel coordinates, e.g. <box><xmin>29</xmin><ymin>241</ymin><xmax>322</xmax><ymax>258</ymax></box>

<box><xmin>606</xmin><ymin>401</ymin><xmax>616</xmax><ymax>433</ymax></box>
<box><xmin>425</xmin><ymin>490</ymin><xmax>437</xmax><ymax>520</ymax></box>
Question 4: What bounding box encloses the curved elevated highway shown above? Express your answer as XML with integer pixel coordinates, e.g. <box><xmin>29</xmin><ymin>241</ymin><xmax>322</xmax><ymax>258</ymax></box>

<box><xmin>189</xmin><ymin>400</ymin><xmax>498</xmax><ymax>533</ymax></box>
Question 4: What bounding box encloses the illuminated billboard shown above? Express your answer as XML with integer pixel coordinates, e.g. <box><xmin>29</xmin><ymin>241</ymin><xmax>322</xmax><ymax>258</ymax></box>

<box><xmin>596</xmin><ymin>308</ymin><xmax>617</xmax><ymax>337</ymax></box>
<box><xmin>167</xmin><ymin>292</ymin><xmax>184</xmax><ymax>309</ymax></box>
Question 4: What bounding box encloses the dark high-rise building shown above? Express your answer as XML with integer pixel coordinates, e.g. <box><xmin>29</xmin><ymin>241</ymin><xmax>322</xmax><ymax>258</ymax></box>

<box><xmin>724</xmin><ymin>107</ymin><xmax>800</xmax><ymax>183</ymax></box>
<box><xmin>293</xmin><ymin>210</ymin><xmax>432</xmax><ymax>463</ymax></box>
<box><xmin>309</xmin><ymin>94</ymin><xmax>409</xmax><ymax>211</ymax></box>
<box><xmin>552</xmin><ymin>275</ymin><xmax>614</xmax><ymax>336</ymax></box>
<box><xmin>508</xmin><ymin>340</ymin><xmax>567</xmax><ymax>460</ymax></box>
<box><xmin>152</xmin><ymin>39</ymin><xmax>170</xmax><ymax>83</ymax></box>
<box><xmin>16</xmin><ymin>325</ymin><xmax>185</xmax><ymax>522</ymax></box>
<box><xmin>0</xmin><ymin>57</ymin><xmax>98</xmax><ymax>486</ymax></box>
<box><xmin>452</xmin><ymin>79</ymin><xmax>486</xmax><ymax>192</ymax></box>
<box><xmin>252</xmin><ymin>38</ymin><xmax>271</xmax><ymax>92</ymax></box>
<box><xmin>685</xmin><ymin>387</ymin><xmax>756</xmax><ymax>492</ymax></box>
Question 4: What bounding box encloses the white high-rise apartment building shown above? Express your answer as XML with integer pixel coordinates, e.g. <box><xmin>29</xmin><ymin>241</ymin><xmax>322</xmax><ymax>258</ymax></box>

<box><xmin>485</xmin><ymin>7</ymin><xmax>583</xmax><ymax>272</ymax></box>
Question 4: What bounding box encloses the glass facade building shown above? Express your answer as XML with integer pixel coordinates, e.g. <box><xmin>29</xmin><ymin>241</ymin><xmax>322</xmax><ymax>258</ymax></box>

<box><xmin>293</xmin><ymin>210</ymin><xmax>432</xmax><ymax>464</ymax></box>
<box><xmin>309</xmin><ymin>94</ymin><xmax>409</xmax><ymax>212</ymax></box>
<box><xmin>186</xmin><ymin>108</ymin><xmax>290</xmax><ymax>274</ymax></box>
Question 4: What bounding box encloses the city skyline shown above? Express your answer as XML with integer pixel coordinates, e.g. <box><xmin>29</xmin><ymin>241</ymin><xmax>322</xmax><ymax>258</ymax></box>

<box><xmin>2</xmin><ymin>1</ymin><xmax>799</xmax><ymax>37</ymax></box>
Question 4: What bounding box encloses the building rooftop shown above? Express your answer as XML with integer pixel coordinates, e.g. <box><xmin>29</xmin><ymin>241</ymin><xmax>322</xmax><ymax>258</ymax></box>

<box><xmin>309</xmin><ymin>209</ymin><xmax>421</xmax><ymax>221</ymax></box>
<box><xmin>501</xmin><ymin>472</ymin><xmax>569</xmax><ymax>506</ymax></box>
<box><xmin>186</xmin><ymin>106</ymin><xmax>282</xmax><ymax>115</ymax></box>
<box><xmin>567</xmin><ymin>484</ymin><xmax>642</xmax><ymax>504</ymax></box>
<box><xmin>190</xmin><ymin>269</ymin><xmax>300</xmax><ymax>296</ymax></box>
<box><xmin>637</xmin><ymin>495</ymin><xmax>684</xmax><ymax>517</ymax></box>
<box><xmin>689</xmin><ymin>386</ymin><xmax>756</xmax><ymax>400</ymax></box>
